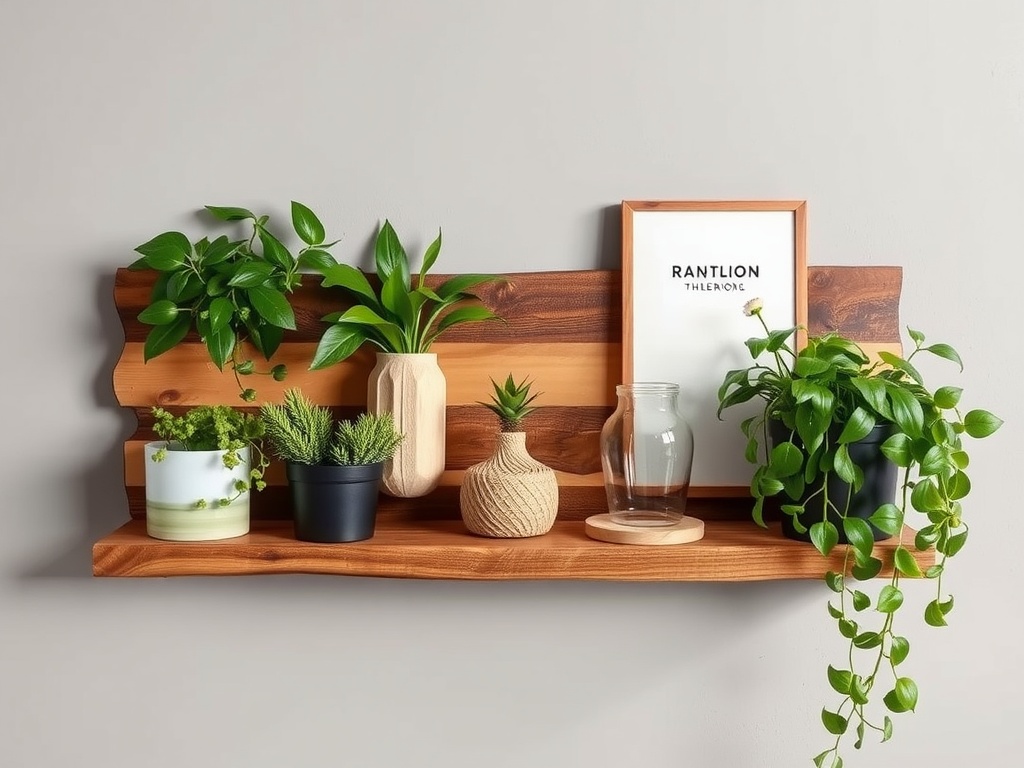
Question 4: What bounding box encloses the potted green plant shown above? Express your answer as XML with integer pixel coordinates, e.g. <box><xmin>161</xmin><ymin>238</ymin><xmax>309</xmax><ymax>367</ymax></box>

<box><xmin>309</xmin><ymin>219</ymin><xmax>502</xmax><ymax>498</ymax></box>
<box><xmin>260</xmin><ymin>389</ymin><xmax>403</xmax><ymax>543</ymax></box>
<box><xmin>717</xmin><ymin>297</ymin><xmax>1003</xmax><ymax>766</ymax></box>
<box><xmin>145</xmin><ymin>405</ymin><xmax>269</xmax><ymax>541</ymax></box>
<box><xmin>131</xmin><ymin>201</ymin><xmax>340</xmax><ymax>401</ymax></box>
<box><xmin>460</xmin><ymin>374</ymin><xmax>558</xmax><ymax>538</ymax></box>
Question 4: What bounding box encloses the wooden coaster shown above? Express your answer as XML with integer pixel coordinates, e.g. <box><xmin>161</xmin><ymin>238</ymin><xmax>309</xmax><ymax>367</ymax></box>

<box><xmin>584</xmin><ymin>514</ymin><xmax>705</xmax><ymax>545</ymax></box>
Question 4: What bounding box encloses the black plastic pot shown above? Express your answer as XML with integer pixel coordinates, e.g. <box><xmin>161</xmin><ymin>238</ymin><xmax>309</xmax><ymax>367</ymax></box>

<box><xmin>770</xmin><ymin>421</ymin><xmax>898</xmax><ymax>544</ymax></box>
<box><xmin>286</xmin><ymin>462</ymin><xmax>384</xmax><ymax>543</ymax></box>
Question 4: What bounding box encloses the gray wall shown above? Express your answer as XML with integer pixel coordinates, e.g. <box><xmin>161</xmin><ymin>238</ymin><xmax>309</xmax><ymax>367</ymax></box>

<box><xmin>2</xmin><ymin>2</ymin><xmax>1020</xmax><ymax>766</ymax></box>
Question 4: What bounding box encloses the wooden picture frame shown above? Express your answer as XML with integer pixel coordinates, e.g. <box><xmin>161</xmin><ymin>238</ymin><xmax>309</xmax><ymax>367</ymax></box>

<box><xmin>622</xmin><ymin>200</ymin><xmax>808</xmax><ymax>497</ymax></box>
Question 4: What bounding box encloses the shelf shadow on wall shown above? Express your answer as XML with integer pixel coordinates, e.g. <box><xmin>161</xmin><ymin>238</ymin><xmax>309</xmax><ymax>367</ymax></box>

<box><xmin>21</xmin><ymin>270</ymin><xmax>136</xmax><ymax>579</ymax></box>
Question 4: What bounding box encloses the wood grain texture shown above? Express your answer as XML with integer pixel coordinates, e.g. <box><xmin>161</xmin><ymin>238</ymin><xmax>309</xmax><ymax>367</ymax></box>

<box><xmin>113</xmin><ymin>342</ymin><xmax>617</xmax><ymax>408</ymax></box>
<box><xmin>93</xmin><ymin>519</ymin><xmax>934</xmax><ymax>580</ymax></box>
<box><xmin>116</xmin><ymin>269</ymin><xmax>620</xmax><ymax>344</ymax></box>
<box><xmin>807</xmin><ymin>266</ymin><xmax>903</xmax><ymax>342</ymax></box>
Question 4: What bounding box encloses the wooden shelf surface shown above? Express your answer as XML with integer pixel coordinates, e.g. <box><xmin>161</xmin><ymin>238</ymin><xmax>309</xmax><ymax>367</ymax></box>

<box><xmin>92</xmin><ymin>519</ymin><xmax>934</xmax><ymax>581</ymax></box>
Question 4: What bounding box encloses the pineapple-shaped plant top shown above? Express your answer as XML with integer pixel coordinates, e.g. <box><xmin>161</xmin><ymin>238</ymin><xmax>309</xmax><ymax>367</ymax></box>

<box><xmin>480</xmin><ymin>374</ymin><xmax>541</xmax><ymax>433</ymax></box>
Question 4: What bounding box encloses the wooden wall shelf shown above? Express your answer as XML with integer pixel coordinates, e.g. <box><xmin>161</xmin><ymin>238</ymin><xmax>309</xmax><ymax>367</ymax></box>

<box><xmin>94</xmin><ymin>264</ymin><xmax>921</xmax><ymax>581</ymax></box>
<box><xmin>93</xmin><ymin>516</ymin><xmax>933</xmax><ymax>580</ymax></box>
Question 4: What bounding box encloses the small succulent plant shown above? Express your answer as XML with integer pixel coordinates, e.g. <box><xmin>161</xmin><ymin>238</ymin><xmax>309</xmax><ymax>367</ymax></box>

<box><xmin>480</xmin><ymin>374</ymin><xmax>541</xmax><ymax>433</ymax></box>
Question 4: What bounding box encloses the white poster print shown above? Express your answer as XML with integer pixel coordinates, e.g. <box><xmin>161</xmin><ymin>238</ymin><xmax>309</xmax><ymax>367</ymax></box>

<box><xmin>629</xmin><ymin>207</ymin><xmax>800</xmax><ymax>491</ymax></box>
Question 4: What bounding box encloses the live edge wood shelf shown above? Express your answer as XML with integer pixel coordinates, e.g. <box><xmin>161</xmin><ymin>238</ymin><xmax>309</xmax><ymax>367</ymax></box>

<box><xmin>93</xmin><ymin>265</ymin><xmax>934</xmax><ymax>580</ymax></box>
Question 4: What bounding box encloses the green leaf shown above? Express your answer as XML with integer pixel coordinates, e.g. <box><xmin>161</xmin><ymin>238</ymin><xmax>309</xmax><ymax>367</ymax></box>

<box><xmin>418</xmin><ymin>229</ymin><xmax>442</xmax><ymax>288</ymax></box>
<box><xmin>309</xmin><ymin>323</ymin><xmax>368</xmax><ymax>370</ymax></box>
<box><xmin>767</xmin><ymin>441</ymin><xmax>802</xmax><ymax>478</ymax></box>
<box><xmin>869</xmin><ymin>503</ymin><xmax>903</xmax><ymax>536</ymax></box>
<box><xmin>884</xmin><ymin>689</ymin><xmax>909</xmax><ymax>714</ymax></box>
<box><xmin>208</xmin><ymin>297</ymin><xmax>234</xmax><ymax>332</ymax></box>
<box><xmin>166</xmin><ymin>271</ymin><xmax>202</xmax><ymax>303</ymax></box>
<box><xmin>895</xmin><ymin>677</ymin><xmax>918</xmax><ymax>711</ymax></box>
<box><xmin>924</xmin><ymin>342</ymin><xmax>963</xmax><ymax>371</ymax></box>
<box><xmin>850</xmin><ymin>675</ymin><xmax>870</xmax><ymax>706</ymax></box>
<box><xmin>143</xmin><ymin>315</ymin><xmax>190</xmax><ymax>361</ymax></box>
<box><xmin>751</xmin><ymin>495</ymin><xmax>765</xmax><ymax>528</ymax></box>
<box><xmin>890</xmin><ymin>635</ymin><xmax>910</xmax><ymax>665</ymax></box>
<box><xmin>853</xmin><ymin>631</ymin><xmax>882</xmax><ymax>649</ymax></box>
<box><xmin>200</xmin><ymin>236</ymin><xmax>240</xmax><ymax>267</ymax></box>
<box><xmin>876</xmin><ymin>585</ymin><xmax>904</xmax><ymax>613</ymax></box>
<box><xmin>135</xmin><ymin>231</ymin><xmax>191</xmax><ymax>271</ymax></box>
<box><xmin>435</xmin><ymin>273</ymin><xmax>499</xmax><ymax>300</ymax></box>
<box><xmin>766</xmin><ymin>327</ymin><xmax>797</xmax><ymax>352</ymax></box>
<box><xmin>919</xmin><ymin>445</ymin><xmax>950</xmax><ymax>477</ymax></box>
<box><xmin>833</xmin><ymin>444</ymin><xmax>859</xmax><ymax>485</ymax></box>
<box><xmin>880</xmin><ymin>434</ymin><xmax>913</xmax><ymax>468</ymax></box>
<box><xmin>205</xmin><ymin>205</ymin><xmax>255</xmax><ymax>221</ymax></box>
<box><xmin>925</xmin><ymin>564</ymin><xmax>944</xmax><ymax>579</ymax></box>
<box><xmin>432</xmin><ymin>305</ymin><xmax>499</xmax><ymax>340</ymax></box>
<box><xmin>827</xmin><ymin>666</ymin><xmax>852</xmax><ymax>695</ymax></box>
<box><xmin>838</xmin><ymin>408</ymin><xmax>875</xmax><ymax>444</ymax></box>
<box><xmin>886</xmin><ymin>383</ymin><xmax>924</xmax><ymax>438</ymax></box>
<box><xmin>205</xmin><ymin>323</ymin><xmax>235</xmax><ymax>370</ymax></box>
<box><xmin>851</xmin><ymin>557</ymin><xmax>882</xmax><ymax>581</ymax></box>
<box><xmin>228</xmin><ymin>262</ymin><xmax>276</xmax><ymax>288</ymax></box>
<box><xmin>206</xmin><ymin>274</ymin><xmax>228</xmax><ymax>296</ymax></box>
<box><xmin>894</xmin><ymin>546</ymin><xmax>923</xmax><ymax>578</ymax></box>
<box><xmin>821</xmin><ymin>709</ymin><xmax>848</xmax><ymax>735</ymax></box>
<box><xmin>128</xmin><ymin>255</ymin><xmax>151</xmax><ymax>270</ymax></box>
<box><xmin>374</xmin><ymin>219</ymin><xmax>410</xmax><ymax>288</ymax></box>
<box><xmin>298</xmin><ymin>248</ymin><xmax>338</xmax><ymax>273</ymax></box>
<box><xmin>321</xmin><ymin>263</ymin><xmax>381</xmax><ymax>308</ymax></box>
<box><xmin>915</xmin><ymin>525</ymin><xmax>940</xmax><ymax>550</ymax></box>
<box><xmin>948</xmin><ymin>470</ymin><xmax>971</xmax><ymax>500</ymax></box>
<box><xmin>824</xmin><ymin>570</ymin><xmax>844</xmax><ymax>593</ymax></box>
<box><xmin>911</xmin><ymin>478</ymin><xmax>945</xmax><ymax>513</ymax></box>
<box><xmin>850</xmin><ymin>376</ymin><xmax>889</xmax><ymax>416</ymax></box>
<box><xmin>380</xmin><ymin>269</ymin><xmax>415</xmax><ymax>330</ymax></box>
<box><xmin>247</xmin><ymin>321</ymin><xmax>283</xmax><ymax>360</ymax></box>
<box><xmin>291</xmin><ymin>201</ymin><xmax>326</xmax><ymax>245</ymax></box>
<box><xmin>827</xmin><ymin>602</ymin><xmax>843</xmax><ymax>619</ymax></box>
<box><xmin>259</xmin><ymin>229</ymin><xmax>295</xmax><ymax>271</ymax></box>
<box><xmin>925</xmin><ymin>599</ymin><xmax>948</xmax><ymax>627</ymax></box>
<box><xmin>247</xmin><ymin>286</ymin><xmax>296</xmax><ymax>329</ymax></box>
<box><xmin>882</xmin><ymin>716</ymin><xmax>894</xmax><ymax>742</ymax></box>
<box><xmin>138</xmin><ymin>299</ymin><xmax>180</xmax><ymax>325</ymax></box>
<box><xmin>933</xmin><ymin>386</ymin><xmax>963</xmax><ymax>410</ymax></box>
<box><xmin>838</xmin><ymin>618</ymin><xmax>858</xmax><ymax>639</ymax></box>
<box><xmin>843</xmin><ymin>518</ymin><xmax>874</xmax><ymax>562</ymax></box>
<box><xmin>852</xmin><ymin>590</ymin><xmax>870</xmax><ymax>611</ymax></box>
<box><xmin>795</xmin><ymin>356</ymin><xmax>831</xmax><ymax>377</ymax></box>
<box><xmin>908</xmin><ymin>327</ymin><xmax>925</xmax><ymax>345</ymax></box>
<box><xmin>963</xmin><ymin>410</ymin><xmax>1003</xmax><ymax>439</ymax></box>
<box><xmin>744</xmin><ymin>336</ymin><xmax>769</xmax><ymax>358</ymax></box>
<box><xmin>792</xmin><ymin>380</ymin><xmax>833</xmax><ymax>410</ymax></box>
<box><xmin>942</xmin><ymin>530</ymin><xmax>968</xmax><ymax>557</ymax></box>
<box><xmin>879</xmin><ymin>351</ymin><xmax>923</xmax><ymax>385</ymax></box>
<box><xmin>811</xmin><ymin>521</ymin><xmax>839</xmax><ymax>556</ymax></box>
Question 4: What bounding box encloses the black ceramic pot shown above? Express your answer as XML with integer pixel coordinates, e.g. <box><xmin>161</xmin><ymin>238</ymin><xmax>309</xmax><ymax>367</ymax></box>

<box><xmin>286</xmin><ymin>462</ymin><xmax>384</xmax><ymax>543</ymax></box>
<box><xmin>769</xmin><ymin>421</ymin><xmax>898</xmax><ymax>544</ymax></box>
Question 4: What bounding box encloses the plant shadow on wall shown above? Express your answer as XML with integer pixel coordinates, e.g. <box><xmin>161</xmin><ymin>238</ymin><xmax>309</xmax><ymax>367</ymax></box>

<box><xmin>717</xmin><ymin>298</ymin><xmax>1003</xmax><ymax>767</ymax></box>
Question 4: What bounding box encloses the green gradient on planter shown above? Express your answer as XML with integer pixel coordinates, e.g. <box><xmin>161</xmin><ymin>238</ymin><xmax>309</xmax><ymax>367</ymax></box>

<box><xmin>146</xmin><ymin>498</ymin><xmax>249</xmax><ymax>541</ymax></box>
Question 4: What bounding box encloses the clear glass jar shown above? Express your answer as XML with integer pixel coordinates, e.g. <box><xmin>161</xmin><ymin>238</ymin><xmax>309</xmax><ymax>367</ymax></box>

<box><xmin>599</xmin><ymin>382</ymin><xmax>694</xmax><ymax>527</ymax></box>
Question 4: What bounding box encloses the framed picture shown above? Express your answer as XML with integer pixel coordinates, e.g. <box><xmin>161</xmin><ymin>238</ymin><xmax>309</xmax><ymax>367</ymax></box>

<box><xmin>621</xmin><ymin>200</ymin><xmax>808</xmax><ymax>497</ymax></box>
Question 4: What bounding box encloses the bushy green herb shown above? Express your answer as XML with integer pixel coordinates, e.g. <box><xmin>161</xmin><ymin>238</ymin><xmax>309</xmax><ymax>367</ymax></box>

<box><xmin>260</xmin><ymin>389</ymin><xmax>403</xmax><ymax>466</ymax></box>
<box><xmin>309</xmin><ymin>220</ymin><xmax>502</xmax><ymax>369</ymax></box>
<box><xmin>131</xmin><ymin>202</ymin><xmax>340</xmax><ymax>400</ymax></box>
<box><xmin>150</xmin><ymin>405</ymin><xmax>269</xmax><ymax>507</ymax></box>
<box><xmin>718</xmin><ymin>298</ymin><xmax>1003</xmax><ymax>766</ymax></box>
<box><xmin>479</xmin><ymin>373</ymin><xmax>540</xmax><ymax>432</ymax></box>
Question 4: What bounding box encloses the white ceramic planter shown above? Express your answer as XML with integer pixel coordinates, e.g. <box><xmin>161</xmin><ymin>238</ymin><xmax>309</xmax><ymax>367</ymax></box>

<box><xmin>367</xmin><ymin>352</ymin><xmax>446</xmax><ymax>498</ymax></box>
<box><xmin>144</xmin><ymin>441</ymin><xmax>251</xmax><ymax>541</ymax></box>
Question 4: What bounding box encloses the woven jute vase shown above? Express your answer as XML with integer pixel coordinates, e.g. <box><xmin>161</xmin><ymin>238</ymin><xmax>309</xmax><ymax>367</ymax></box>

<box><xmin>460</xmin><ymin>432</ymin><xmax>559</xmax><ymax>538</ymax></box>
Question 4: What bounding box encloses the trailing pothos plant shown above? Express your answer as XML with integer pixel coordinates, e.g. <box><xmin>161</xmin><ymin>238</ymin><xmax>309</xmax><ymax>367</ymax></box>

<box><xmin>717</xmin><ymin>298</ymin><xmax>1002</xmax><ymax>767</ymax></box>
<box><xmin>131</xmin><ymin>202</ymin><xmax>339</xmax><ymax>400</ymax></box>
<box><xmin>150</xmin><ymin>405</ymin><xmax>270</xmax><ymax>508</ymax></box>
<box><xmin>309</xmin><ymin>219</ymin><xmax>501</xmax><ymax>369</ymax></box>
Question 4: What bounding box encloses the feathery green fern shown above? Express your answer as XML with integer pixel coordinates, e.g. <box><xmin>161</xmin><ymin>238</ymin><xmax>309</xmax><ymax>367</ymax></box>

<box><xmin>260</xmin><ymin>389</ymin><xmax>403</xmax><ymax>466</ymax></box>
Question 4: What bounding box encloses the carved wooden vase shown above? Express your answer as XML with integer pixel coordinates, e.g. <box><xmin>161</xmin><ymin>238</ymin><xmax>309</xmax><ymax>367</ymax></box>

<box><xmin>460</xmin><ymin>432</ymin><xmax>559</xmax><ymax>538</ymax></box>
<box><xmin>367</xmin><ymin>352</ymin><xmax>446</xmax><ymax>498</ymax></box>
